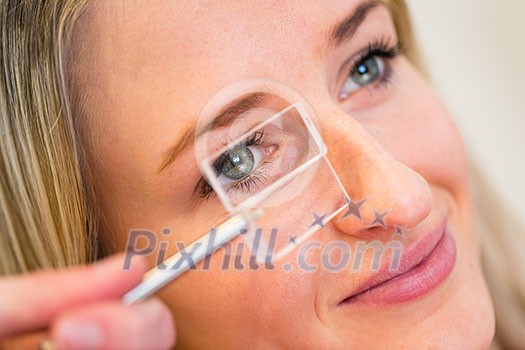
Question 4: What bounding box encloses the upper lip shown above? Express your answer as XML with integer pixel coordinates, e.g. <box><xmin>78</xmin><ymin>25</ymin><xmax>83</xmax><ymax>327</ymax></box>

<box><xmin>338</xmin><ymin>220</ymin><xmax>446</xmax><ymax>305</ymax></box>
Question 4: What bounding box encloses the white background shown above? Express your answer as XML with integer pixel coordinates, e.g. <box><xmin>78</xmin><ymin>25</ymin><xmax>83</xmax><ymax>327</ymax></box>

<box><xmin>407</xmin><ymin>0</ymin><xmax>525</xmax><ymax>221</ymax></box>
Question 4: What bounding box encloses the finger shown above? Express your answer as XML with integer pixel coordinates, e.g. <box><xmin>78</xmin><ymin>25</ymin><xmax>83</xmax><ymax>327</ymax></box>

<box><xmin>51</xmin><ymin>298</ymin><xmax>176</xmax><ymax>350</ymax></box>
<box><xmin>0</xmin><ymin>254</ymin><xmax>149</xmax><ymax>337</ymax></box>
<box><xmin>0</xmin><ymin>330</ymin><xmax>48</xmax><ymax>350</ymax></box>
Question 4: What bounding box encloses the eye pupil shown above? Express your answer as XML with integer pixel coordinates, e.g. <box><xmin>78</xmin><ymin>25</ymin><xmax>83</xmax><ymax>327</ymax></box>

<box><xmin>351</xmin><ymin>57</ymin><xmax>380</xmax><ymax>86</ymax></box>
<box><xmin>231</xmin><ymin>154</ymin><xmax>241</xmax><ymax>165</ymax></box>
<box><xmin>221</xmin><ymin>145</ymin><xmax>255</xmax><ymax>180</ymax></box>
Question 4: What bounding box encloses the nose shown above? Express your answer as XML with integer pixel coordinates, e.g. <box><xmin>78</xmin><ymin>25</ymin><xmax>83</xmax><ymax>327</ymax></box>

<box><xmin>321</xmin><ymin>109</ymin><xmax>433</xmax><ymax>237</ymax></box>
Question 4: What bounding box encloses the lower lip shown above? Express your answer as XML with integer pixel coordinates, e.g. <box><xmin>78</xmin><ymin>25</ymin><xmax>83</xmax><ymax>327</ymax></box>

<box><xmin>344</xmin><ymin>228</ymin><xmax>457</xmax><ymax>306</ymax></box>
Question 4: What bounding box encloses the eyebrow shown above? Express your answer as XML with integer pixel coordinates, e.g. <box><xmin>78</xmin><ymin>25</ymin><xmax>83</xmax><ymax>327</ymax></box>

<box><xmin>326</xmin><ymin>0</ymin><xmax>381</xmax><ymax>50</ymax></box>
<box><xmin>157</xmin><ymin>92</ymin><xmax>269</xmax><ymax>173</ymax></box>
<box><xmin>158</xmin><ymin>0</ymin><xmax>381</xmax><ymax>173</ymax></box>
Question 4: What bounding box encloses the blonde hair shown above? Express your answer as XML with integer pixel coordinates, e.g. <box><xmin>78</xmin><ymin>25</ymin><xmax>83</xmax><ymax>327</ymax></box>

<box><xmin>0</xmin><ymin>0</ymin><xmax>93</xmax><ymax>273</ymax></box>
<box><xmin>0</xmin><ymin>0</ymin><xmax>523</xmax><ymax>348</ymax></box>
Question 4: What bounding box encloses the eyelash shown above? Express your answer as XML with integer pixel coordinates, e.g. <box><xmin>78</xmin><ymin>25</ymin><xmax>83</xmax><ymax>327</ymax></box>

<box><xmin>197</xmin><ymin>131</ymin><xmax>271</xmax><ymax>199</ymax></box>
<box><xmin>343</xmin><ymin>37</ymin><xmax>402</xmax><ymax>95</ymax></box>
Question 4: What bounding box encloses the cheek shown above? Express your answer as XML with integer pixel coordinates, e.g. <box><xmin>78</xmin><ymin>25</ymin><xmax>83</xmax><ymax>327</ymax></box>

<box><xmin>362</xmin><ymin>59</ymin><xmax>470</xmax><ymax>195</ymax></box>
<box><xmin>156</xmin><ymin>245</ymin><xmax>323</xmax><ymax>347</ymax></box>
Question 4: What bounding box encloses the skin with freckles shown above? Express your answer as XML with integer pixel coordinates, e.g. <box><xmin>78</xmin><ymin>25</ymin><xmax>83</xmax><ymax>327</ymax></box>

<box><xmin>71</xmin><ymin>0</ymin><xmax>495</xmax><ymax>348</ymax></box>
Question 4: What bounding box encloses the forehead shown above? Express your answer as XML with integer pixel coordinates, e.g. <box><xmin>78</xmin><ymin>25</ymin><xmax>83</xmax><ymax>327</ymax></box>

<box><xmin>87</xmin><ymin>1</ymin><xmax>384</xmax><ymax>63</ymax></box>
<box><xmin>80</xmin><ymin>0</ymin><xmax>391</xmax><ymax>99</ymax></box>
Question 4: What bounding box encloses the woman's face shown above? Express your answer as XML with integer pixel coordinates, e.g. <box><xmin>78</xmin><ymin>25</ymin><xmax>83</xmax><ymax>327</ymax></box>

<box><xmin>73</xmin><ymin>0</ymin><xmax>495</xmax><ymax>348</ymax></box>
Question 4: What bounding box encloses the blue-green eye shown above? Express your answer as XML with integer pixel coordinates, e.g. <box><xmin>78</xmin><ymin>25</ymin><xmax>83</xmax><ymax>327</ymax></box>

<box><xmin>215</xmin><ymin>143</ymin><xmax>261</xmax><ymax>183</ymax></box>
<box><xmin>211</xmin><ymin>132</ymin><xmax>266</xmax><ymax>189</ymax></box>
<box><xmin>353</xmin><ymin>57</ymin><xmax>382</xmax><ymax>86</ymax></box>
<box><xmin>339</xmin><ymin>56</ymin><xmax>385</xmax><ymax>99</ymax></box>
<box><xmin>338</xmin><ymin>39</ymin><xmax>401</xmax><ymax>100</ymax></box>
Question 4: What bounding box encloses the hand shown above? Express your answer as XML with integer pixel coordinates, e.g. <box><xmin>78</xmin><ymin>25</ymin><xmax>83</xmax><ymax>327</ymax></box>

<box><xmin>0</xmin><ymin>254</ymin><xmax>176</xmax><ymax>350</ymax></box>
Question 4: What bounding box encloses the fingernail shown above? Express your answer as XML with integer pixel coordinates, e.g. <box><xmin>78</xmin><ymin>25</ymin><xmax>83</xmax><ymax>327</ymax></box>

<box><xmin>55</xmin><ymin>321</ymin><xmax>103</xmax><ymax>350</ymax></box>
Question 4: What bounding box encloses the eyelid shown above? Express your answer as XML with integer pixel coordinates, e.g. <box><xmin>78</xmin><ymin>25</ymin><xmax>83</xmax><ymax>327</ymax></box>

<box><xmin>349</xmin><ymin>38</ymin><xmax>401</xmax><ymax>69</ymax></box>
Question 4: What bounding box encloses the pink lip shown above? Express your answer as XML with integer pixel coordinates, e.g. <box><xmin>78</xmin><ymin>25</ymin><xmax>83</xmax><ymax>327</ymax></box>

<box><xmin>339</xmin><ymin>221</ymin><xmax>456</xmax><ymax>306</ymax></box>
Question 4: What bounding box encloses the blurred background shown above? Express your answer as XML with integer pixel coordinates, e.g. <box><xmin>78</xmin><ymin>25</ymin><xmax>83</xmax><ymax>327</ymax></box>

<box><xmin>407</xmin><ymin>0</ymin><xmax>525</xmax><ymax>220</ymax></box>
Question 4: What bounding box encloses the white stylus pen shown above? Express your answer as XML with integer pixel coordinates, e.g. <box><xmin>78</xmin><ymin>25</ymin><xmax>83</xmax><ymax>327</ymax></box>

<box><xmin>122</xmin><ymin>209</ymin><xmax>262</xmax><ymax>305</ymax></box>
